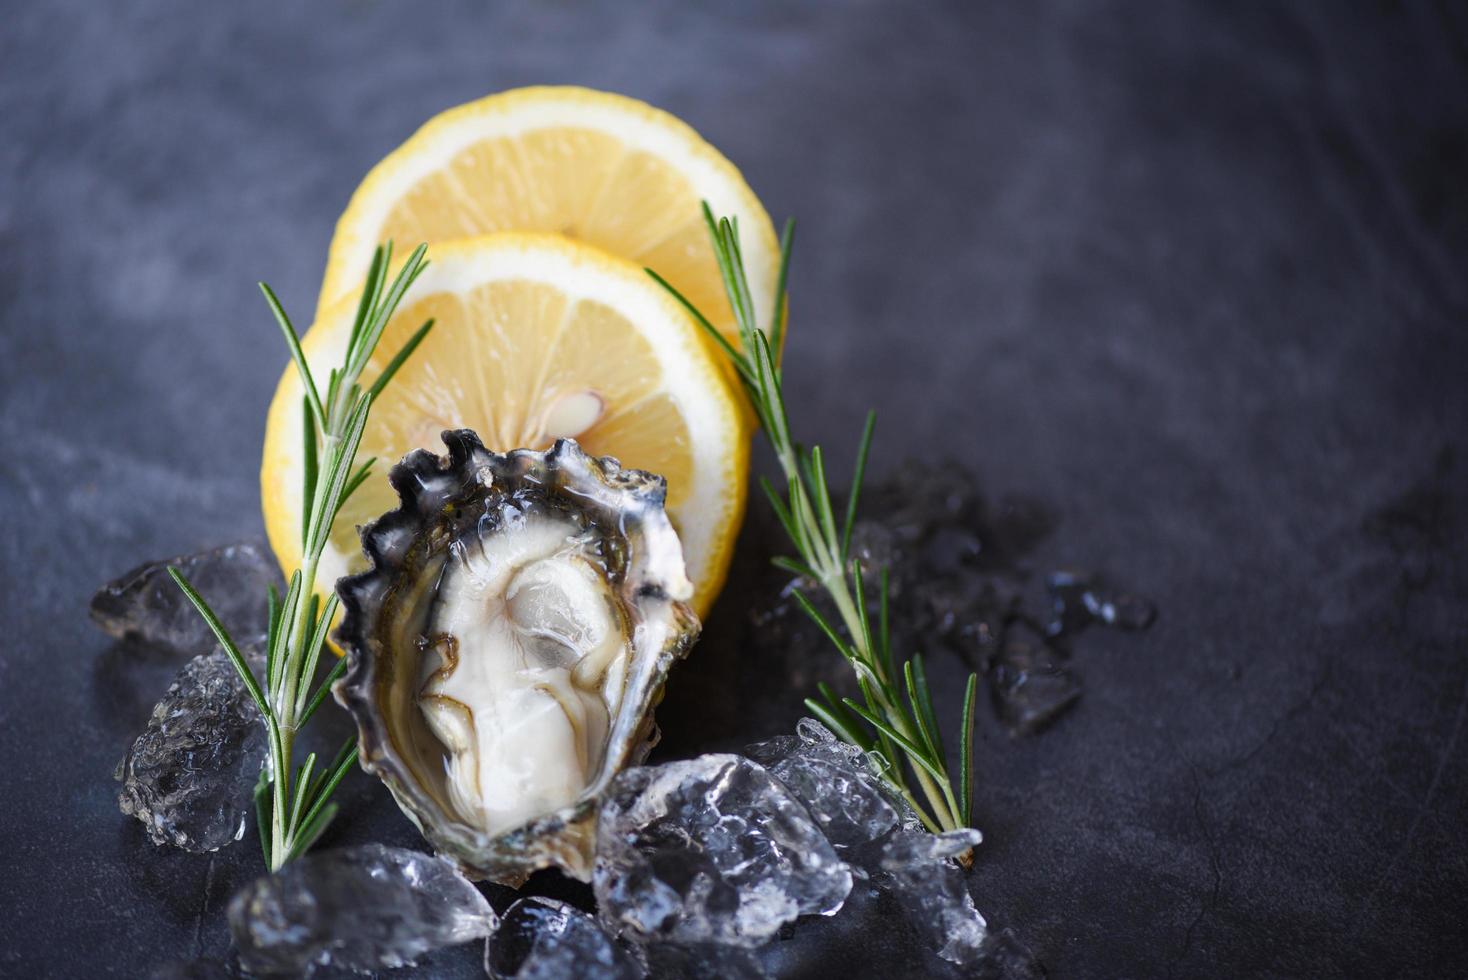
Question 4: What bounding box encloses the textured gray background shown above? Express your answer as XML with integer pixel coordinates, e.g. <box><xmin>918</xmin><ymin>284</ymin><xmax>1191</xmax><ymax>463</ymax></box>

<box><xmin>3</xmin><ymin>1</ymin><xmax>1467</xmax><ymax>977</ymax></box>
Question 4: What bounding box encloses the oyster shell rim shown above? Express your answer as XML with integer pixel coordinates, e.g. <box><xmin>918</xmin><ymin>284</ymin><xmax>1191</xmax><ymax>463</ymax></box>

<box><xmin>333</xmin><ymin>429</ymin><xmax>701</xmax><ymax>884</ymax></box>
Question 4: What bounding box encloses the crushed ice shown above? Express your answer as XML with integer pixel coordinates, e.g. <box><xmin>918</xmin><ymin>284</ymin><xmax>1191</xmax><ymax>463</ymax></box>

<box><xmin>115</xmin><ymin>642</ymin><xmax>267</xmax><ymax>851</ymax></box>
<box><xmin>228</xmin><ymin>844</ymin><xmax>496</xmax><ymax>975</ymax></box>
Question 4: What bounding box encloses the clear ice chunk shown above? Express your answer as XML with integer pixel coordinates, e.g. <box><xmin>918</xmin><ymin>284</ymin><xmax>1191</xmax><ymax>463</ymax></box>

<box><xmin>1045</xmin><ymin>569</ymin><xmax>1157</xmax><ymax>635</ymax></box>
<box><xmin>747</xmin><ymin>718</ymin><xmax>919</xmax><ymax>849</ymax></box>
<box><xmin>90</xmin><ymin>541</ymin><xmax>277</xmax><ymax>655</ymax></box>
<box><xmin>486</xmin><ymin>896</ymin><xmax>641</xmax><ymax>980</ymax></box>
<box><xmin>228</xmin><ymin>844</ymin><xmax>496</xmax><ymax>975</ymax></box>
<box><xmin>871</xmin><ymin>828</ymin><xmax>987</xmax><ymax>967</ymax></box>
<box><xmin>115</xmin><ymin>643</ymin><xmax>267</xmax><ymax>851</ymax></box>
<box><xmin>594</xmin><ymin>754</ymin><xmax>853</xmax><ymax>947</ymax></box>
<box><xmin>989</xmin><ymin>632</ymin><xmax>1081</xmax><ymax>735</ymax></box>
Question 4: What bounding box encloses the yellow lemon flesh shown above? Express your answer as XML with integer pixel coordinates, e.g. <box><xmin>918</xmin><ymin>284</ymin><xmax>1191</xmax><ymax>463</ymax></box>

<box><xmin>261</xmin><ymin>234</ymin><xmax>748</xmax><ymax>618</ymax></box>
<box><xmin>316</xmin><ymin>86</ymin><xmax>782</xmax><ymax>365</ymax></box>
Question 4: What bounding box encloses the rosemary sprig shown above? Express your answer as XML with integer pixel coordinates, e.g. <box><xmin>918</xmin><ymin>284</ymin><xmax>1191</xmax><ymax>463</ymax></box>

<box><xmin>650</xmin><ymin>206</ymin><xmax>980</xmax><ymax>836</ymax></box>
<box><xmin>169</xmin><ymin>242</ymin><xmax>433</xmax><ymax>871</ymax></box>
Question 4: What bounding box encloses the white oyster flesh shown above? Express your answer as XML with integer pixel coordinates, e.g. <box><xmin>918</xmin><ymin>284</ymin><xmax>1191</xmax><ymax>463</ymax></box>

<box><xmin>418</xmin><ymin>513</ymin><xmax>629</xmax><ymax>836</ymax></box>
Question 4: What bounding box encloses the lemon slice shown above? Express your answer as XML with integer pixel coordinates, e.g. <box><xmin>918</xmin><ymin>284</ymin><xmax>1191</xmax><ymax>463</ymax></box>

<box><xmin>262</xmin><ymin>234</ymin><xmax>748</xmax><ymax>617</ymax></box>
<box><xmin>316</xmin><ymin>85</ymin><xmax>781</xmax><ymax>362</ymax></box>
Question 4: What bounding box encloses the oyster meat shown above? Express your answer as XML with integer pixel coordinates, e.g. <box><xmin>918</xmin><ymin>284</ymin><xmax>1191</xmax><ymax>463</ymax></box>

<box><xmin>335</xmin><ymin>431</ymin><xmax>699</xmax><ymax>883</ymax></box>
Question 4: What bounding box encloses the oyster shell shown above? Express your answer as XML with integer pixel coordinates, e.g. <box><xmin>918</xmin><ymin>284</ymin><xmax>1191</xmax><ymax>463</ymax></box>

<box><xmin>334</xmin><ymin>430</ymin><xmax>700</xmax><ymax>883</ymax></box>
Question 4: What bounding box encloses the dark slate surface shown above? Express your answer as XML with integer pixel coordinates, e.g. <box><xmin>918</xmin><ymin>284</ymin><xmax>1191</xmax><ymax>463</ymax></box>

<box><xmin>3</xmin><ymin>2</ymin><xmax>1466</xmax><ymax>977</ymax></box>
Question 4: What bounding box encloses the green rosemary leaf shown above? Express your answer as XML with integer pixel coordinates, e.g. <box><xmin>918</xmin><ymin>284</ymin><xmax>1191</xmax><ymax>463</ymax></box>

<box><xmin>648</xmin><ymin>205</ymin><xmax>981</xmax><ymax>834</ymax></box>
<box><xmin>851</xmin><ymin>561</ymin><xmax>876</xmax><ymax>667</ymax></box>
<box><xmin>337</xmin><ymin>457</ymin><xmax>375</xmax><ymax>516</ymax></box>
<box><xmin>752</xmin><ymin>333</ymin><xmax>792</xmax><ymax>449</ymax></box>
<box><xmin>300</xmin><ymin>654</ymin><xmax>349</xmax><ymax>727</ymax></box>
<box><xmin>770</xmin><ymin>218</ymin><xmax>795</xmax><ymax>356</ymax></box>
<box><xmin>258</xmin><ymin>282</ymin><xmax>324</xmax><ymax>428</ymax></box>
<box><xmin>347</xmin><ymin>245</ymin><xmax>388</xmax><ymax>357</ymax></box>
<box><xmin>349</xmin><ymin>243</ymin><xmax>428</xmax><ymax>380</ymax></box>
<box><xmin>905</xmin><ymin>658</ymin><xmax>942</xmax><ymax>761</ymax></box>
<box><xmin>807</xmin><ymin>446</ymin><xmax>839</xmax><ymax>547</ymax></box>
<box><xmin>759</xmin><ymin>476</ymin><xmax>803</xmax><ymax>551</ymax></box>
<box><xmin>288</xmin><ymin>752</ymin><xmax>318</xmax><ymax>836</ymax></box>
<box><xmin>304</xmin><ymin>735</ymin><xmax>355</xmax><ymax>806</ymax></box>
<box><xmin>849</xmin><ymin>657</ymin><xmax>891</xmax><ymax>700</ymax></box>
<box><xmin>840</xmin><ymin>699</ymin><xmax>948</xmax><ymax>784</ymax></box>
<box><xmin>323</xmin><ymin>368</ymin><xmax>341</xmax><ymax>430</ymax></box>
<box><xmin>853</xmin><ymin>672</ymin><xmax>905</xmax><ymax>786</ymax></box>
<box><xmin>722</xmin><ymin>218</ymin><xmax>758</xmax><ymax>336</ymax></box>
<box><xmin>704</xmin><ymin>210</ymin><xmax>748</xmax><ymax>335</ymax></box>
<box><xmin>301</xmin><ymin>396</ymin><xmax>318</xmax><ymax>550</ymax></box>
<box><xmin>345</xmin><ymin>242</ymin><xmax>392</xmax><ymax>370</ymax></box>
<box><xmin>700</xmin><ymin>200</ymin><xmax>720</xmax><ymax>240</ymax></box>
<box><xmin>643</xmin><ymin>268</ymin><xmax>754</xmax><ymax>385</ymax></box>
<box><xmin>911</xmin><ymin>654</ymin><xmax>944</xmax><ymax>760</ymax></box>
<box><xmin>789</xmin><ymin>588</ymin><xmax>856</xmax><ymax>661</ymax></box>
<box><xmin>804</xmin><ymin>697</ymin><xmax>873</xmax><ymax>753</ymax></box>
<box><xmin>290</xmin><ymin>738</ymin><xmax>356</xmax><ymax>858</ymax></box>
<box><xmin>268</xmin><ymin>728</ymin><xmax>289</xmax><ymax>843</ymax></box>
<box><xmin>366</xmin><ymin>318</ymin><xmax>435</xmax><ymax>402</ymax></box>
<box><xmin>327</xmin><ymin>735</ymin><xmax>357</xmax><ymax>778</ymax></box>
<box><xmin>814</xmin><ymin>682</ymin><xmax>876</xmax><ymax>752</ymax></box>
<box><xmin>167</xmin><ymin>568</ymin><xmax>269</xmax><ymax>718</ymax></box>
<box><xmin>269</xmin><ymin>571</ymin><xmax>303</xmax><ymax>697</ymax></box>
<box><xmin>305</xmin><ymin>394</ymin><xmax>372</xmax><ymax>559</ymax></box>
<box><xmin>286</xmin><ymin>801</ymin><xmax>339</xmax><ymax>864</ymax></box>
<box><xmin>293</xmin><ymin>592</ymin><xmax>340</xmax><ymax>720</ymax></box>
<box><xmin>176</xmin><ymin>242</ymin><xmax>431</xmax><ymax>871</ymax></box>
<box><xmin>783</xmin><ymin>475</ymin><xmax>820</xmax><ymax>564</ymax></box>
<box><xmin>841</xmin><ymin>410</ymin><xmax>877</xmax><ymax>560</ymax></box>
<box><xmin>265</xmin><ymin>584</ymin><xmax>282</xmax><ymax>684</ymax></box>
<box><xmin>960</xmin><ymin>672</ymin><xmax>978</xmax><ymax>826</ymax></box>
<box><xmin>771</xmin><ymin>555</ymin><xmax>818</xmax><ymax>581</ymax></box>
<box><xmin>254</xmin><ymin>769</ymin><xmax>273</xmax><ymax>868</ymax></box>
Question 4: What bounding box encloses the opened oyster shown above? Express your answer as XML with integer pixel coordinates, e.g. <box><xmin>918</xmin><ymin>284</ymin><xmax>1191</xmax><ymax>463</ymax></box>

<box><xmin>335</xmin><ymin>430</ymin><xmax>700</xmax><ymax>883</ymax></box>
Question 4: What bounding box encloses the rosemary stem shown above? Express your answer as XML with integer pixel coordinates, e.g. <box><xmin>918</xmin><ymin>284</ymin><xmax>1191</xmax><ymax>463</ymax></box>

<box><xmin>268</xmin><ymin>729</ymin><xmax>289</xmax><ymax>870</ymax></box>
<box><xmin>766</xmin><ymin>362</ymin><xmax>963</xmax><ymax>831</ymax></box>
<box><xmin>269</xmin><ymin>423</ymin><xmax>335</xmax><ymax>870</ymax></box>
<box><xmin>822</xmin><ymin>557</ymin><xmax>957</xmax><ymax>827</ymax></box>
<box><xmin>648</xmin><ymin>205</ymin><xmax>980</xmax><ymax>840</ymax></box>
<box><xmin>284</xmin><ymin>535</ymin><xmax>327</xmax><ymax>719</ymax></box>
<box><xmin>173</xmin><ymin>243</ymin><xmax>429</xmax><ymax>873</ymax></box>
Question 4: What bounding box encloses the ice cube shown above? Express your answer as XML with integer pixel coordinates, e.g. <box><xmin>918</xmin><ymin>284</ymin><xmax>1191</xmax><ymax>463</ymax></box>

<box><xmin>486</xmin><ymin>896</ymin><xmax>641</xmax><ymax>980</ymax></box>
<box><xmin>988</xmin><ymin>632</ymin><xmax>1081</xmax><ymax>735</ymax></box>
<box><xmin>871</xmin><ymin>460</ymin><xmax>983</xmax><ymax>547</ymax></box>
<box><xmin>871</xmin><ymin>828</ymin><xmax>987</xmax><ymax>967</ymax></box>
<box><xmin>747</xmin><ymin>718</ymin><xmax>919</xmax><ymax>850</ymax></box>
<box><xmin>594</xmin><ymin>754</ymin><xmax>852</xmax><ymax>947</ymax></box>
<box><xmin>919</xmin><ymin>572</ymin><xmax>1019</xmax><ymax>650</ymax></box>
<box><xmin>115</xmin><ymin>643</ymin><xmax>267</xmax><ymax>851</ymax></box>
<box><xmin>1044</xmin><ymin>569</ymin><xmax>1157</xmax><ymax>635</ymax></box>
<box><xmin>1082</xmin><ymin>586</ymin><xmax>1157</xmax><ymax>631</ymax></box>
<box><xmin>228</xmin><ymin>844</ymin><xmax>495</xmax><ymax>975</ymax></box>
<box><xmin>91</xmin><ymin>541</ymin><xmax>278</xmax><ymax>656</ymax></box>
